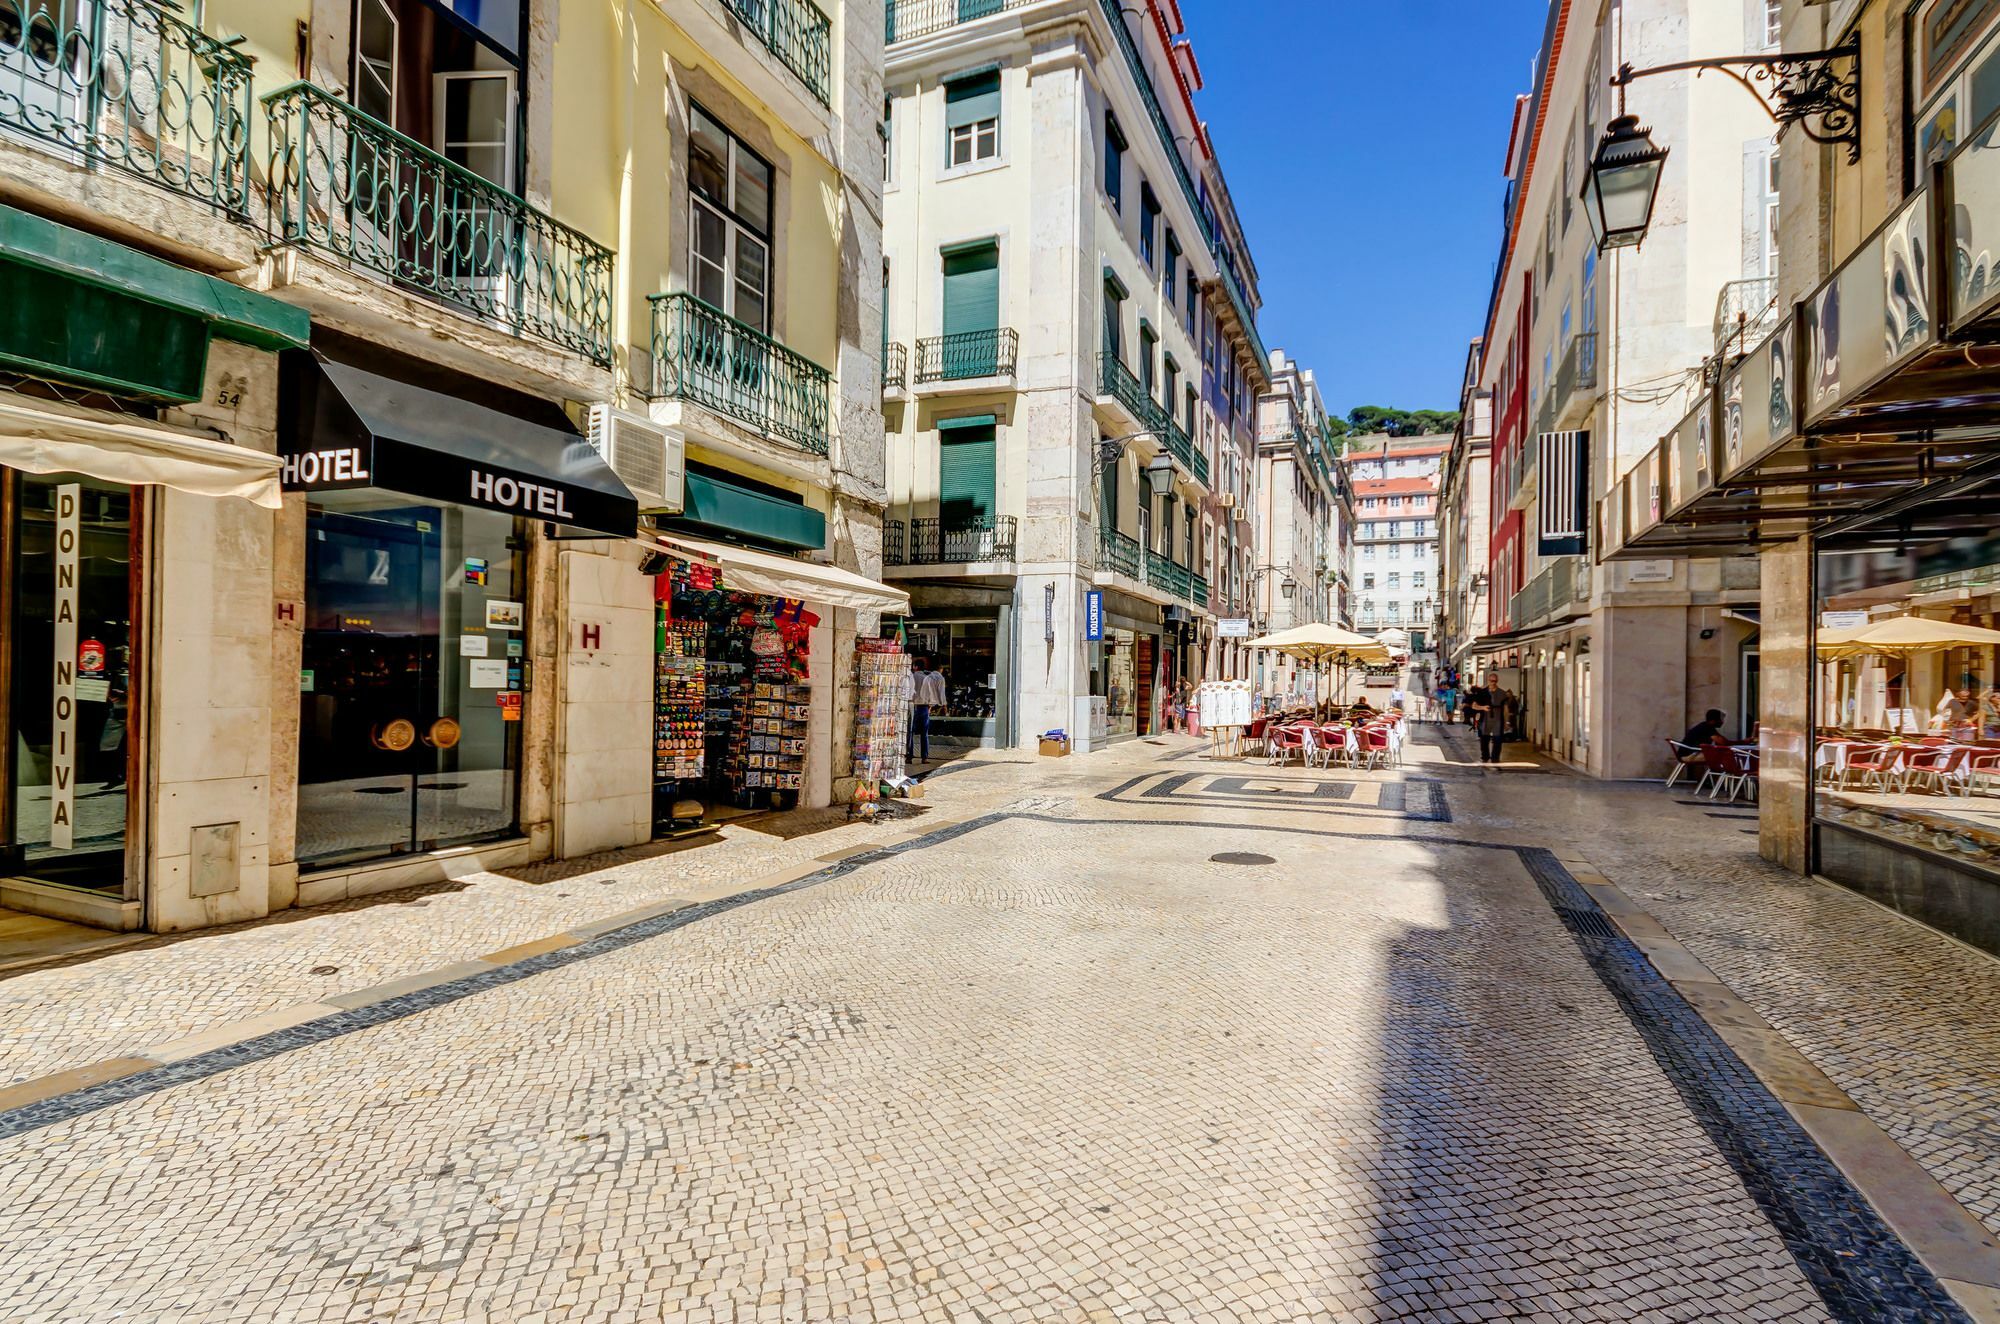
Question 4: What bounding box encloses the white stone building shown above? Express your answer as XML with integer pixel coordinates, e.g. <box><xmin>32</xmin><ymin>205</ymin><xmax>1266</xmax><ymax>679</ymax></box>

<box><xmin>881</xmin><ymin>0</ymin><xmax>1269</xmax><ymax>749</ymax></box>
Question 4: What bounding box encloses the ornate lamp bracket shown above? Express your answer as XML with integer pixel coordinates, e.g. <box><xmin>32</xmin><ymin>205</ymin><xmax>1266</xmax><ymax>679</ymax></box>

<box><xmin>1611</xmin><ymin>34</ymin><xmax>1861</xmax><ymax>164</ymax></box>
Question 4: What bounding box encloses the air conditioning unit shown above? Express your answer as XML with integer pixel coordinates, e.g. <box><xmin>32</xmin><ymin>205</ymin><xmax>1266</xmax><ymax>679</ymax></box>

<box><xmin>1215</xmin><ymin>492</ymin><xmax>1237</xmax><ymax>510</ymax></box>
<box><xmin>586</xmin><ymin>404</ymin><xmax>685</xmax><ymax>514</ymax></box>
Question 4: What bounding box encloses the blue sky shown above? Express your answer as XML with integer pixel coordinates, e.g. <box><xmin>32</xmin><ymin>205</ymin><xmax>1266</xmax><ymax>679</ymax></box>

<box><xmin>1190</xmin><ymin>0</ymin><xmax>1549</xmax><ymax>416</ymax></box>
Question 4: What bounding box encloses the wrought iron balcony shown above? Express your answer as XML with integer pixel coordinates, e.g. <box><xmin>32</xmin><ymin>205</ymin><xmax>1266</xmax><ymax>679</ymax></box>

<box><xmin>883</xmin><ymin>518</ymin><xmax>906</xmax><ymax>565</ymax></box>
<box><xmin>0</xmin><ymin>0</ymin><xmax>255</xmax><ymax>215</ymax></box>
<box><xmin>888</xmin><ymin>515</ymin><xmax>1017</xmax><ymax>565</ymax></box>
<box><xmin>264</xmin><ymin>83</ymin><xmax>615</xmax><ymax>364</ymax></box>
<box><xmin>649</xmin><ymin>291</ymin><xmax>831</xmax><ymax>455</ymax></box>
<box><xmin>883</xmin><ymin>342</ymin><xmax>907</xmax><ymax>393</ymax></box>
<box><xmin>1553</xmin><ymin>332</ymin><xmax>1598</xmax><ymax>422</ymax></box>
<box><xmin>1145</xmin><ymin>548</ymin><xmax>1191</xmax><ymax>599</ymax></box>
<box><xmin>1098</xmin><ymin>525</ymin><xmax>1141</xmax><ymax>579</ymax></box>
<box><xmin>915</xmin><ymin>328</ymin><xmax>1017</xmax><ymax>383</ymax></box>
<box><xmin>887</xmin><ymin>0</ymin><xmax>1038</xmax><ymax>43</ymax></box>
<box><xmin>1190</xmin><ymin>572</ymin><xmax>1209</xmax><ymax>610</ymax></box>
<box><xmin>1508</xmin><ymin>556</ymin><xmax>1591</xmax><ymax>630</ymax></box>
<box><xmin>715</xmin><ymin>0</ymin><xmax>832</xmax><ymax>106</ymax></box>
<box><xmin>1097</xmin><ymin>353</ymin><xmax>1207</xmax><ymax>485</ymax></box>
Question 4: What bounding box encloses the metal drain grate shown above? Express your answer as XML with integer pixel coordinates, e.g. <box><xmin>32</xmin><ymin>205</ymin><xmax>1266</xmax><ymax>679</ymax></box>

<box><xmin>1210</xmin><ymin>852</ymin><xmax>1275</xmax><ymax>866</ymax></box>
<box><xmin>1554</xmin><ymin>905</ymin><xmax>1620</xmax><ymax>940</ymax></box>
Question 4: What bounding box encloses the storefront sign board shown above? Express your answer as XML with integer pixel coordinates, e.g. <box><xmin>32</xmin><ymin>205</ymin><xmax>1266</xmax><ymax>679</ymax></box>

<box><xmin>1085</xmin><ymin>591</ymin><xmax>1104</xmax><ymax>641</ymax></box>
<box><xmin>49</xmin><ymin>482</ymin><xmax>78</xmax><ymax>848</ymax></box>
<box><xmin>1820</xmin><ymin>610</ymin><xmax>1869</xmax><ymax>630</ymax></box>
<box><xmin>1217</xmin><ymin>618</ymin><xmax>1250</xmax><ymax>638</ymax></box>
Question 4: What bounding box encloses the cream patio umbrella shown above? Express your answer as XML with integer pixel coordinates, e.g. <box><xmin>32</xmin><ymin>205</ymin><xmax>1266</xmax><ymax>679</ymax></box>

<box><xmin>1246</xmin><ymin>624</ymin><xmax>1394</xmax><ymax>707</ymax></box>
<box><xmin>1815</xmin><ymin>614</ymin><xmax>2000</xmax><ymax>657</ymax></box>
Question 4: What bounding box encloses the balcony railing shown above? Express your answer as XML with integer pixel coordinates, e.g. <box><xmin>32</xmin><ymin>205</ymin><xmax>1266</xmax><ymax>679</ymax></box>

<box><xmin>915</xmin><ymin>328</ymin><xmax>1018</xmax><ymax>382</ymax></box>
<box><xmin>1190</xmin><ymin>571</ymin><xmax>1209</xmax><ymax>610</ymax></box>
<box><xmin>1098</xmin><ymin>526</ymin><xmax>1141</xmax><ymax>579</ymax></box>
<box><xmin>890</xmin><ymin>515</ymin><xmax>1017</xmax><ymax>564</ymax></box>
<box><xmin>716</xmin><ymin>0</ymin><xmax>832</xmax><ymax>106</ymax></box>
<box><xmin>264</xmin><ymin>83</ymin><xmax>615</xmax><ymax>364</ymax></box>
<box><xmin>883</xmin><ymin>342</ymin><xmax>907</xmax><ymax>393</ymax></box>
<box><xmin>886</xmin><ymin>0</ymin><xmax>1038</xmax><ymax>43</ymax></box>
<box><xmin>884</xmin><ymin>519</ymin><xmax>906</xmax><ymax>565</ymax></box>
<box><xmin>1097</xmin><ymin>353</ymin><xmax>1207</xmax><ymax>486</ymax></box>
<box><xmin>1145</xmin><ymin>548</ymin><xmax>1191</xmax><ymax>599</ymax></box>
<box><xmin>1509</xmin><ymin>556</ymin><xmax>1591</xmax><ymax>629</ymax></box>
<box><xmin>650</xmin><ymin>292</ymin><xmax>831</xmax><ymax>454</ymax></box>
<box><xmin>1713</xmin><ymin>276</ymin><xmax>1779</xmax><ymax>359</ymax></box>
<box><xmin>1554</xmin><ymin>332</ymin><xmax>1598</xmax><ymax>418</ymax></box>
<box><xmin>0</xmin><ymin>0</ymin><xmax>255</xmax><ymax>215</ymax></box>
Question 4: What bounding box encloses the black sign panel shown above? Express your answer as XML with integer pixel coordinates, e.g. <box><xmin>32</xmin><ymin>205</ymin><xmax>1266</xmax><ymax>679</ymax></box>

<box><xmin>282</xmin><ymin>356</ymin><xmax>638</xmax><ymax>538</ymax></box>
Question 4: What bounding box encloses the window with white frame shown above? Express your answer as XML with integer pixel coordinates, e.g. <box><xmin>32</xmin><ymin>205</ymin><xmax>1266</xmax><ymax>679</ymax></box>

<box><xmin>690</xmin><ymin>103</ymin><xmax>773</xmax><ymax>333</ymax></box>
<box><xmin>945</xmin><ymin>70</ymin><xmax>1000</xmax><ymax>167</ymax></box>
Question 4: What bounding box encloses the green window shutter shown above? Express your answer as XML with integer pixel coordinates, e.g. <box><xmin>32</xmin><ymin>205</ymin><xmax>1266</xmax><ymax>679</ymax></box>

<box><xmin>938</xmin><ymin>417</ymin><xmax>997</xmax><ymax>527</ymax></box>
<box><xmin>943</xmin><ymin>243</ymin><xmax>1000</xmax><ymax>375</ymax></box>
<box><xmin>945</xmin><ymin>70</ymin><xmax>1001</xmax><ymax>130</ymax></box>
<box><xmin>958</xmin><ymin>0</ymin><xmax>1003</xmax><ymax>21</ymax></box>
<box><xmin>1100</xmin><ymin>455</ymin><xmax>1118</xmax><ymax>528</ymax></box>
<box><xmin>942</xmin><ymin>244</ymin><xmax>999</xmax><ymax>335</ymax></box>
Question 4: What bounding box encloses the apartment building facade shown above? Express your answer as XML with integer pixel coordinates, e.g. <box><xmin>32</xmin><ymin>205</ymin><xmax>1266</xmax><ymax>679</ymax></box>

<box><xmin>1349</xmin><ymin>436</ymin><xmax>1445</xmax><ymax>661</ymax></box>
<box><xmin>1438</xmin><ymin>341</ymin><xmax>1494</xmax><ymax>672</ymax></box>
<box><xmin>880</xmin><ymin>0</ymin><xmax>1268</xmax><ymax>749</ymax></box>
<box><xmin>1456</xmin><ymin>0</ymin><xmax>1771</xmax><ymax>778</ymax></box>
<box><xmin>0</xmin><ymin>0</ymin><xmax>894</xmax><ymax>933</ymax></box>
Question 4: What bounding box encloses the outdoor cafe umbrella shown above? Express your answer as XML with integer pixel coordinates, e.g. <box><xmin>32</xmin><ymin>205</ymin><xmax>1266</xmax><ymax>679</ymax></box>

<box><xmin>1246</xmin><ymin>623</ymin><xmax>1393</xmax><ymax>706</ymax></box>
<box><xmin>1814</xmin><ymin>614</ymin><xmax>2000</xmax><ymax>658</ymax></box>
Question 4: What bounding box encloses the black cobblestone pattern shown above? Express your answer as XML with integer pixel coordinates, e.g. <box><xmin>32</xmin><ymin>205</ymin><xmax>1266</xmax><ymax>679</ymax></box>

<box><xmin>1519</xmin><ymin>846</ymin><xmax>1972</xmax><ymax>1324</ymax></box>
<box><xmin>1100</xmin><ymin>770</ymin><xmax>1451</xmax><ymax>822</ymax></box>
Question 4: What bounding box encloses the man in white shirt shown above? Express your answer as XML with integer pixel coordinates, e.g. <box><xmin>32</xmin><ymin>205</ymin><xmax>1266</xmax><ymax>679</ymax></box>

<box><xmin>909</xmin><ymin>657</ymin><xmax>947</xmax><ymax>763</ymax></box>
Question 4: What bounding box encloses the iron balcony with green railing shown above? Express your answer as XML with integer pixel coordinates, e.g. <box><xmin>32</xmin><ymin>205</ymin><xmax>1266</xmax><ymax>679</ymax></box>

<box><xmin>915</xmin><ymin>328</ymin><xmax>1017</xmax><ymax>383</ymax></box>
<box><xmin>1098</xmin><ymin>525</ymin><xmax>1141</xmax><ymax>579</ymax></box>
<box><xmin>264</xmin><ymin>83</ymin><xmax>615</xmax><ymax>364</ymax></box>
<box><xmin>1097</xmin><ymin>354</ymin><xmax>1207</xmax><ymax>486</ymax></box>
<box><xmin>883</xmin><ymin>342</ymin><xmax>908</xmax><ymax>393</ymax></box>
<box><xmin>0</xmin><ymin>0</ymin><xmax>255</xmax><ymax>215</ymax></box>
<box><xmin>650</xmin><ymin>291</ymin><xmax>831</xmax><ymax>455</ymax></box>
<box><xmin>716</xmin><ymin>0</ymin><xmax>832</xmax><ymax>107</ymax></box>
<box><xmin>1145</xmin><ymin>548</ymin><xmax>1191</xmax><ymax>600</ymax></box>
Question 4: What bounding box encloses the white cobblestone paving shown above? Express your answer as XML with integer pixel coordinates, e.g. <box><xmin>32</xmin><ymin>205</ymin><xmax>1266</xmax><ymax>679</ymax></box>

<box><xmin>0</xmin><ymin>731</ymin><xmax>1982</xmax><ymax>1319</ymax></box>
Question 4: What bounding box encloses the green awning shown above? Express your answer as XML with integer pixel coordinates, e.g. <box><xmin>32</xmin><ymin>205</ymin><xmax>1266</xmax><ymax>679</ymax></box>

<box><xmin>0</xmin><ymin>204</ymin><xmax>309</xmax><ymax>402</ymax></box>
<box><xmin>666</xmin><ymin>471</ymin><xmax>826</xmax><ymax>550</ymax></box>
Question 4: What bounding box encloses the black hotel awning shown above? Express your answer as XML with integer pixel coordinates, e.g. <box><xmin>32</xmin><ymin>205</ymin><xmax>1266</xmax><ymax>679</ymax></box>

<box><xmin>281</xmin><ymin>356</ymin><xmax>638</xmax><ymax>537</ymax></box>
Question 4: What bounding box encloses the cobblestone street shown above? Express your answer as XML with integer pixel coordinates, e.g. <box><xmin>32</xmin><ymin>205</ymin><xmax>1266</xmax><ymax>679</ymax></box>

<box><xmin>4</xmin><ymin>732</ymin><xmax>2000</xmax><ymax>1322</ymax></box>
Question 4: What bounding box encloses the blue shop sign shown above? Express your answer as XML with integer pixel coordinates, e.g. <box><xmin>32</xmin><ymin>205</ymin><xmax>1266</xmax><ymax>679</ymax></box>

<box><xmin>1085</xmin><ymin>590</ymin><xmax>1104</xmax><ymax>641</ymax></box>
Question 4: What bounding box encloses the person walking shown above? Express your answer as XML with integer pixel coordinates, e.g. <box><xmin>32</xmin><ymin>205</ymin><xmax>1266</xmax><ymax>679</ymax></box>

<box><xmin>1467</xmin><ymin>670</ymin><xmax>1504</xmax><ymax>764</ymax></box>
<box><xmin>908</xmin><ymin>656</ymin><xmax>945</xmax><ymax>764</ymax></box>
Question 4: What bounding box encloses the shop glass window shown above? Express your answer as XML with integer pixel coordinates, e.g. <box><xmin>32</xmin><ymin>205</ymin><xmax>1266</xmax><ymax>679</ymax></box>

<box><xmin>689</xmin><ymin>102</ymin><xmax>773</xmax><ymax>333</ymax></box>
<box><xmin>945</xmin><ymin>69</ymin><xmax>1000</xmax><ymax>167</ymax></box>
<box><xmin>297</xmin><ymin>496</ymin><xmax>527</xmax><ymax>868</ymax></box>
<box><xmin>1</xmin><ymin>472</ymin><xmax>135</xmax><ymax>892</ymax></box>
<box><xmin>1814</xmin><ymin>508</ymin><xmax>2000</xmax><ymax>858</ymax></box>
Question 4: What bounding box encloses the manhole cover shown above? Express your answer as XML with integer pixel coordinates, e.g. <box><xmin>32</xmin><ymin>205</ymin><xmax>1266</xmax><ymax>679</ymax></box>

<box><xmin>309</xmin><ymin>964</ymin><xmax>340</xmax><ymax>976</ymax></box>
<box><xmin>1210</xmin><ymin>852</ymin><xmax>1275</xmax><ymax>866</ymax></box>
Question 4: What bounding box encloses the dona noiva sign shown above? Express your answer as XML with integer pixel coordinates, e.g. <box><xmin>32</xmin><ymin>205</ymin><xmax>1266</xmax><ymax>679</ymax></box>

<box><xmin>49</xmin><ymin>483</ymin><xmax>79</xmax><ymax>848</ymax></box>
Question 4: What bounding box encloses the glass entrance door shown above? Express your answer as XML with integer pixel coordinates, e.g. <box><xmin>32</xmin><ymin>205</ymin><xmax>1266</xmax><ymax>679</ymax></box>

<box><xmin>0</xmin><ymin>469</ymin><xmax>136</xmax><ymax>893</ymax></box>
<box><xmin>299</xmin><ymin>493</ymin><xmax>523</xmax><ymax>868</ymax></box>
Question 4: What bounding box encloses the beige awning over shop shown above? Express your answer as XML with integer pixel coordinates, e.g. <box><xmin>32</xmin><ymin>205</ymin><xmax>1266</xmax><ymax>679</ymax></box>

<box><xmin>0</xmin><ymin>393</ymin><xmax>282</xmax><ymax>508</ymax></box>
<box><xmin>651</xmin><ymin>532</ymin><xmax>911</xmax><ymax>613</ymax></box>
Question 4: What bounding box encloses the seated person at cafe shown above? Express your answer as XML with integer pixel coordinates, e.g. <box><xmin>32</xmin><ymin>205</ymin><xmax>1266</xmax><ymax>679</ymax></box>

<box><xmin>1678</xmin><ymin>710</ymin><xmax>1728</xmax><ymax>767</ymax></box>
